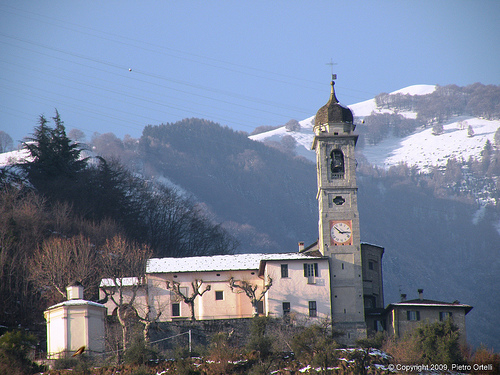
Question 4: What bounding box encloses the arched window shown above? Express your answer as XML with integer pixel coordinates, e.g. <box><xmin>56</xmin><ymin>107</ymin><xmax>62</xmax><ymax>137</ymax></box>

<box><xmin>330</xmin><ymin>149</ymin><xmax>345</xmax><ymax>179</ymax></box>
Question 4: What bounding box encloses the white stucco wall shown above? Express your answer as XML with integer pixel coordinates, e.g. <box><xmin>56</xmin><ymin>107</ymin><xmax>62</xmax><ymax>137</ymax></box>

<box><xmin>264</xmin><ymin>259</ymin><xmax>331</xmax><ymax>321</ymax></box>
<box><xmin>44</xmin><ymin>301</ymin><xmax>106</xmax><ymax>358</ymax></box>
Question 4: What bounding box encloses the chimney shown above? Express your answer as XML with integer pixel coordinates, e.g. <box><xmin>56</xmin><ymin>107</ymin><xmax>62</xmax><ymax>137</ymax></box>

<box><xmin>418</xmin><ymin>289</ymin><xmax>424</xmax><ymax>301</ymax></box>
<box><xmin>400</xmin><ymin>293</ymin><xmax>407</xmax><ymax>302</ymax></box>
<box><xmin>67</xmin><ymin>281</ymin><xmax>84</xmax><ymax>300</ymax></box>
<box><xmin>298</xmin><ymin>242</ymin><xmax>305</xmax><ymax>252</ymax></box>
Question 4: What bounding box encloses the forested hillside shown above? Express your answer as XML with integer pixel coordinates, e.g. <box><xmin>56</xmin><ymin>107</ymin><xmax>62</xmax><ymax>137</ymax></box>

<box><xmin>137</xmin><ymin>118</ymin><xmax>318</xmax><ymax>252</ymax></box>
<box><xmin>359</xmin><ymin>83</ymin><xmax>500</xmax><ymax>145</ymax></box>
<box><xmin>0</xmin><ymin>115</ymin><xmax>236</xmax><ymax>336</ymax></box>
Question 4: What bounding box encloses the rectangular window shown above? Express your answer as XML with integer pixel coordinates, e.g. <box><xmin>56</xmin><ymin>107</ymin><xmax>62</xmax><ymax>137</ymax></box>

<box><xmin>282</xmin><ymin>302</ymin><xmax>291</xmax><ymax>315</ymax></box>
<box><xmin>172</xmin><ymin>303</ymin><xmax>180</xmax><ymax>317</ymax></box>
<box><xmin>368</xmin><ymin>261</ymin><xmax>374</xmax><ymax>270</ymax></box>
<box><xmin>309</xmin><ymin>301</ymin><xmax>317</xmax><ymax>317</ymax></box>
<box><xmin>281</xmin><ymin>264</ymin><xmax>289</xmax><ymax>278</ymax></box>
<box><xmin>439</xmin><ymin>311</ymin><xmax>452</xmax><ymax>321</ymax></box>
<box><xmin>407</xmin><ymin>310</ymin><xmax>420</xmax><ymax>321</ymax></box>
<box><xmin>303</xmin><ymin>263</ymin><xmax>319</xmax><ymax>277</ymax></box>
<box><xmin>215</xmin><ymin>291</ymin><xmax>224</xmax><ymax>300</ymax></box>
<box><xmin>374</xmin><ymin>320</ymin><xmax>385</xmax><ymax>332</ymax></box>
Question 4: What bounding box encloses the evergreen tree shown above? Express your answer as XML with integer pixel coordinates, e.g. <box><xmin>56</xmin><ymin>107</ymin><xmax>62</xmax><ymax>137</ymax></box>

<box><xmin>22</xmin><ymin>111</ymin><xmax>86</xmax><ymax>181</ymax></box>
<box><xmin>414</xmin><ymin>319</ymin><xmax>464</xmax><ymax>365</ymax></box>
<box><xmin>495</xmin><ymin>127</ymin><xmax>500</xmax><ymax>147</ymax></box>
<box><xmin>20</xmin><ymin>111</ymin><xmax>88</xmax><ymax>202</ymax></box>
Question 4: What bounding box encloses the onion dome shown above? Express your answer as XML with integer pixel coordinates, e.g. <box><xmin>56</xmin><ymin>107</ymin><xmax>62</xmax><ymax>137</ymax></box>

<box><xmin>315</xmin><ymin>80</ymin><xmax>353</xmax><ymax>126</ymax></box>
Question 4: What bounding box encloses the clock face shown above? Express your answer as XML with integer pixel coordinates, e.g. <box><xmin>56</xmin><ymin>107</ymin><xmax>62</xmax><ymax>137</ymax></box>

<box><xmin>330</xmin><ymin>221</ymin><xmax>352</xmax><ymax>245</ymax></box>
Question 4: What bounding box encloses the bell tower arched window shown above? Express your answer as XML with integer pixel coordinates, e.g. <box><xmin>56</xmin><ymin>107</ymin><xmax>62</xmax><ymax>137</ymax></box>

<box><xmin>330</xmin><ymin>149</ymin><xmax>345</xmax><ymax>179</ymax></box>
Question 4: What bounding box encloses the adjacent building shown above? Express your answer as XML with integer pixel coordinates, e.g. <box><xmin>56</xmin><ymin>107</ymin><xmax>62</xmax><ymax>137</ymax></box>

<box><xmin>384</xmin><ymin>290</ymin><xmax>473</xmax><ymax>345</ymax></box>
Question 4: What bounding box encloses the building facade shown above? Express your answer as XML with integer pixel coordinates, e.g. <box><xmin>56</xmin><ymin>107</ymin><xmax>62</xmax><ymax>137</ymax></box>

<box><xmin>385</xmin><ymin>290</ymin><xmax>472</xmax><ymax>346</ymax></box>
<box><xmin>101</xmin><ymin>253</ymin><xmax>332</xmax><ymax>323</ymax></box>
<box><xmin>45</xmin><ymin>283</ymin><xmax>106</xmax><ymax>359</ymax></box>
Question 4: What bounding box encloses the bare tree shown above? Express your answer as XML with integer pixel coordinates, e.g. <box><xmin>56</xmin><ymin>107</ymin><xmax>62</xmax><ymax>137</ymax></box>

<box><xmin>0</xmin><ymin>131</ymin><xmax>13</xmax><ymax>153</ymax></box>
<box><xmin>68</xmin><ymin>128</ymin><xmax>86</xmax><ymax>142</ymax></box>
<box><xmin>100</xmin><ymin>235</ymin><xmax>151</xmax><ymax>355</ymax></box>
<box><xmin>229</xmin><ymin>276</ymin><xmax>272</xmax><ymax>317</ymax></box>
<box><xmin>29</xmin><ymin>234</ymin><xmax>100</xmax><ymax>300</ymax></box>
<box><xmin>166</xmin><ymin>279</ymin><xmax>211</xmax><ymax>321</ymax></box>
<box><xmin>133</xmin><ymin>280</ymin><xmax>165</xmax><ymax>344</ymax></box>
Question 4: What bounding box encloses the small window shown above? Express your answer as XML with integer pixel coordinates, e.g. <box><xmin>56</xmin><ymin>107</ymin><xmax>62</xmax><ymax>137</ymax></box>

<box><xmin>172</xmin><ymin>303</ymin><xmax>180</xmax><ymax>317</ymax></box>
<box><xmin>282</xmin><ymin>302</ymin><xmax>291</xmax><ymax>315</ymax></box>
<box><xmin>368</xmin><ymin>261</ymin><xmax>374</xmax><ymax>270</ymax></box>
<box><xmin>333</xmin><ymin>196</ymin><xmax>345</xmax><ymax>206</ymax></box>
<box><xmin>374</xmin><ymin>320</ymin><xmax>385</xmax><ymax>332</ymax></box>
<box><xmin>215</xmin><ymin>291</ymin><xmax>224</xmax><ymax>300</ymax></box>
<box><xmin>303</xmin><ymin>263</ymin><xmax>319</xmax><ymax>277</ymax></box>
<box><xmin>309</xmin><ymin>301</ymin><xmax>317</xmax><ymax>317</ymax></box>
<box><xmin>281</xmin><ymin>264</ymin><xmax>289</xmax><ymax>278</ymax></box>
<box><xmin>439</xmin><ymin>311</ymin><xmax>452</xmax><ymax>321</ymax></box>
<box><xmin>407</xmin><ymin>310</ymin><xmax>420</xmax><ymax>321</ymax></box>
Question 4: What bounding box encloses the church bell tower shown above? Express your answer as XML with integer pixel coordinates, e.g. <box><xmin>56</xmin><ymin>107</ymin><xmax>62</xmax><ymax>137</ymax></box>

<box><xmin>312</xmin><ymin>76</ymin><xmax>367</xmax><ymax>340</ymax></box>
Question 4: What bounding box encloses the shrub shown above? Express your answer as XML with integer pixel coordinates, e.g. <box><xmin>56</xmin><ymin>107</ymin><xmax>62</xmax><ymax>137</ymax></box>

<box><xmin>246</xmin><ymin>317</ymin><xmax>273</xmax><ymax>359</ymax></box>
<box><xmin>290</xmin><ymin>321</ymin><xmax>340</xmax><ymax>372</ymax></box>
<box><xmin>124</xmin><ymin>336</ymin><xmax>158</xmax><ymax>365</ymax></box>
<box><xmin>0</xmin><ymin>330</ymin><xmax>43</xmax><ymax>375</ymax></box>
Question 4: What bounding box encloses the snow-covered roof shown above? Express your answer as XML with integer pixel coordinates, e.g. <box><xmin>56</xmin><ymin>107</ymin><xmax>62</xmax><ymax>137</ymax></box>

<box><xmin>46</xmin><ymin>299</ymin><xmax>106</xmax><ymax>310</ymax></box>
<box><xmin>146</xmin><ymin>252</ymin><xmax>325</xmax><ymax>274</ymax></box>
<box><xmin>100</xmin><ymin>277</ymin><xmax>140</xmax><ymax>287</ymax></box>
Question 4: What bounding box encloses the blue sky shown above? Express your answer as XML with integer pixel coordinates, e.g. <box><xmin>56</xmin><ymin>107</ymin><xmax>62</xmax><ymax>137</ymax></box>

<box><xmin>1</xmin><ymin>1</ymin><xmax>499</xmax><ymax>145</ymax></box>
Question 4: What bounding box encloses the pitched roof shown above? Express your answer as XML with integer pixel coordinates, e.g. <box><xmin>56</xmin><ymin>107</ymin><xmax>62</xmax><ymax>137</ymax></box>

<box><xmin>146</xmin><ymin>252</ymin><xmax>325</xmax><ymax>274</ymax></box>
<box><xmin>387</xmin><ymin>299</ymin><xmax>473</xmax><ymax>314</ymax></box>
<box><xmin>46</xmin><ymin>299</ymin><xmax>106</xmax><ymax>311</ymax></box>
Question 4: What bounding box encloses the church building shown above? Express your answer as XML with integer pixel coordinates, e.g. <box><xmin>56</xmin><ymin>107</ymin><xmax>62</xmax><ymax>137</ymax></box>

<box><xmin>100</xmin><ymin>77</ymin><xmax>384</xmax><ymax>344</ymax></box>
<box><xmin>99</xmin><ymin>77</ymin><xmax>472</xmax><ymax>347</ymax></box>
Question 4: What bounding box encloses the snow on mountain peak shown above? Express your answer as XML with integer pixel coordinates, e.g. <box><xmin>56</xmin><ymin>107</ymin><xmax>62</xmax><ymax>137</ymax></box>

<box><xmin>390</xmin><ymin>84</ymin><xmax>436</xmax><ymax>96</ymax></box>
<box><xmin>249</xmin><ymin>84</ymin><xmax>499</xmax><ymax>173</ymax></box>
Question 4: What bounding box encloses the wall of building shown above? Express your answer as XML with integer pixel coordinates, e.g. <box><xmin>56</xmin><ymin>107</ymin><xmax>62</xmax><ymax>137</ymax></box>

<box><xmin>45</xmin><ymin>302</ymin><xmax>106</xmax><ymax>358</ymax></box>
<box><xmin>264</xmin><ymin>259</ymin><xmax>331</xmax><ymax>321</ymax></box>
<box><xmin>387</xmin><ymin>306</ymin><xmax>468</xmax><ymax>345</ymax></box>
<box><xmin>361</xmin><ymin>243</ymin><xmax>384</xmax><ymax>309</ymax></box>
<box><xmin>147</xmin><ymin>269</ymin><xmax>263</xmax><ymax>321</ymax></box>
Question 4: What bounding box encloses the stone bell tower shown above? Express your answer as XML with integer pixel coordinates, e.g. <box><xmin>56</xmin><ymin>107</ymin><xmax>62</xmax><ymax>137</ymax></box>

<box><xmin>312</xmin><ymin>76</ymin><xmax>366</xmax><ymax>341</ymax></box>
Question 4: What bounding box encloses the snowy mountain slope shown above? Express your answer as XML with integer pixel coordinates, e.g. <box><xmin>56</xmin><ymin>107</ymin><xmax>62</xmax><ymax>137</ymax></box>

<box><xmin>364</xmin><ymin>116</ymin><xmax>500</xmax><ymax>172</ymax></box>
<box><xmin>0</xmin><ymin>148</ymin><xmax>29</xmax><ymax>167</ymax></box>
<box><xmin>250</xmin><ymin>84</ymin><xmax>500</xmax><ymax>174</ymax></box>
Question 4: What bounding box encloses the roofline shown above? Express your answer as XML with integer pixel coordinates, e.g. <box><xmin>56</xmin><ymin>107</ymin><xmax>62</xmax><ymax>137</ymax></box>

<box><xmin>146</xmin><ymin>252</ymin><xmax>327</xmax><ymax>274</ymax></box>
<box><xmin>385</xmin><ymin>302</ymin><xmax>473</xmax><ymax>315</ymax></box>
<box><xmin>360</xmin><ymin>242</ymin><xmax>385</xmax><ymax>250</ymax></box>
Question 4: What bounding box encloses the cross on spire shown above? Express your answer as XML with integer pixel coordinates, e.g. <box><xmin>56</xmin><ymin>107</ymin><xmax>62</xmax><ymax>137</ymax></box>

<box><xmin>326</xmin><ymin>59</ymin><xmax>337</xmax><ymax>81</ymax></box>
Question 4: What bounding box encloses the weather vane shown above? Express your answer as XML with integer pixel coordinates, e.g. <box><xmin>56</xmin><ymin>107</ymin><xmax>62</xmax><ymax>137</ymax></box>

<box><xmin>326</xmin><ymin>59</ymin><xmax>337</xmax><ymax>81</ymax></box>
